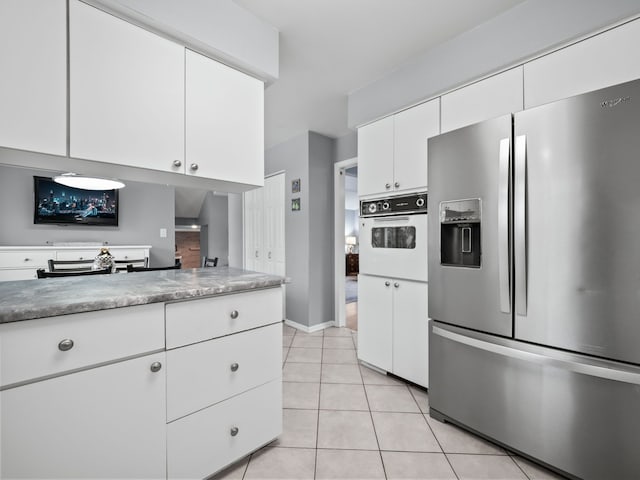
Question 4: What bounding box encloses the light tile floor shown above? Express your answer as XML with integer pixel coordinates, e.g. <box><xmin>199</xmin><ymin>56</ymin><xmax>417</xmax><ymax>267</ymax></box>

<box><xmin>214</xmin><ymin>325</ymin><xmax>566</xmax><ymax>480</ymax></box>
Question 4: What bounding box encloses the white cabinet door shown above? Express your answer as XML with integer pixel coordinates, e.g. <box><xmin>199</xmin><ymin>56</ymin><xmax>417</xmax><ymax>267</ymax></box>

<box><xmin>358</xmin><ymin>116</ymin><xmax>394</xmax><ymax>197</ymax></box>
<box><xmin>263</xmin><ymin>174</ymin><xmax>286</xmax><ymax>275</ymax></box>
<box><xmin>244</xmin><ymin>187</ymin><xmax>264</xmax><ymax>271</ymax></box>
<box><xmin>524</xmin><ymin>19</ymin><xmax>640</xmax><ymax>109</ymax></box>
<box><xmin>1</xmin><ymin>352</ymin><xmax>166</xmax><ymax>479</ymax></box>
<box><xmin>394</xmin><ymin>98</ymin><xmax>440</xmax><ymax>192</ymax></box>
<box><xmin>186</xmin><ymin>50</ymin><xmax>264</xmax><ymax>185</ymax></box>
<box><xmin>392</xmin><ymin>280</ymin><xmax>429</xmax><ymax>388</ymax></box>
<box><xmin>442</xmin><ymin>67</ymin><xmax>523</xmax><ymax>133</ymax></box>
<box><xmin>69</xmin><ymin>0</ymin><xmax>184</xmax><ymax>172</ymax></box>
<box><xmin>357</xmin><ymin>274</ymin><xmax>392</xmax><ymax>371</ymax></box>
<box><xmin>0</xmin><ymin>0</ymin><xmax>66</xmax><ymax>155</ymax></box>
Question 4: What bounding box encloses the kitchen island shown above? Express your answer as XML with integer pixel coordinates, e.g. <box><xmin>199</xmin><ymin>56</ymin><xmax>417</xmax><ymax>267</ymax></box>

<box><xmin>0</xmin><ymin>267</ymin><xmax>285</xmax><ymax>479</ymax></box>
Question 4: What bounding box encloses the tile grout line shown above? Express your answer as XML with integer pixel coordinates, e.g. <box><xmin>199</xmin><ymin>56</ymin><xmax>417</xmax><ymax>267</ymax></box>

<box><xmin>359</xmin><ymin>362</ymin><xmax>389</xmax><ymax>479</ymax></box>
<box><xmin>312</xmin><ymin>328</ymin><xmax>325</xmax><ymax>480</ymax></box>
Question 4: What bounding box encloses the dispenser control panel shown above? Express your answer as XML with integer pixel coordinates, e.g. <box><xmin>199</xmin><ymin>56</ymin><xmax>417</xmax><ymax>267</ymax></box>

<box><xmin>440</xmin><ymin>199</ymin><xmax>481</xmax><ymax>224</ymax></box>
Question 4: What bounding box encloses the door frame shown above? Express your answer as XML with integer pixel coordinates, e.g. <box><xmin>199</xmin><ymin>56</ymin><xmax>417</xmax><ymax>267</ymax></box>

<box><xmin>334</xmin><ymin>157</ymin><xmax>357</xmax><ymax>327</ymax></box>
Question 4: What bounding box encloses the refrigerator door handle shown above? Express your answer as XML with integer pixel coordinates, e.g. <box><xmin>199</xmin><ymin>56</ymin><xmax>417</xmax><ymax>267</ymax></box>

<box><xmin>498</xmin><ymin>138</ymin><xmax>511</xmax><ymax>314</ymax></box>
<box><xmin>432</xmin><ymin>326</ymin><xmax>640</xmax><ymax>385</ymax></box>
<box><xmin>514</xmin><ymin>135</ymin><xmax>527</xmax><ymax>316</ymax></box>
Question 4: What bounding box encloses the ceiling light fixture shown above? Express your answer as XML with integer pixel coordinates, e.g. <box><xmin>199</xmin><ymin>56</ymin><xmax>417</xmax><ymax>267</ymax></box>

<box><xmin>53</xmin><ymin>173</ymin><xmax>126</xmax><ymax>190</ymax></box>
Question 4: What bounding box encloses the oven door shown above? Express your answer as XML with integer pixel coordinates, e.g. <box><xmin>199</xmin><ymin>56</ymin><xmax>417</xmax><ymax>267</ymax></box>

<box><xmin>360</xmin><ymin>214</ymin><xmax>428</xmax><ymax>282</ymax></box>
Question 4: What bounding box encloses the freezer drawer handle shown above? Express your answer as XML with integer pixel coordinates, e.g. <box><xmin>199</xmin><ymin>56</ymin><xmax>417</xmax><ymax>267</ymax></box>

<box><xmin>432</xmin><ymin>326</ymin><xmax>640</xmax><ymax>385</ymax></box>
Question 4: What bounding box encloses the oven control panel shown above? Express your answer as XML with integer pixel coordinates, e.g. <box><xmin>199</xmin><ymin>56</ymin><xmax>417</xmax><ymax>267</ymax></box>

<box><xmin>360</xmin><ymin>193</ymin><xmax>427</xmax><ymax>217</ymax></box>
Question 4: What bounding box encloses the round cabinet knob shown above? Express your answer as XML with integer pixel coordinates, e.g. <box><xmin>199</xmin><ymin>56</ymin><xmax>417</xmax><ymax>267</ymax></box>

<box><xmin>255</xmin><ymin>250</ymin><xmax>259</xmax><ymax>258</ymax></box>
<box><xmin>58</xmin><ymin>339</ymin><xmax>74</xmax><ymax>351</ymax></box>
<box><xmin>23</xmin><ymin>258</ymin><xmax>30</xmax><ymax>262</ymax></box>
<box><xmin>385</xmin><ymin>183</ymin><xmax>391</xmax><ymax>189</ymax></box>
<box><xmin>150</xmin><ymin>362</ymin><xmax>162</xmax><ymax>373</ymax></box>
<box><xmin>230</xmin><ymin>426</ymin><xmax>239</xmax><ymax>437</ymax></box>
<box><xmin>78</xmin><ymin>257</ymin><xmax>84</xmax><ymax>260</ymax></box>
<box><xmin>384</xmin><ymin>281</ymin><xmax>390</xmax><ymax>287</ymax></box>
<box><xmin>394</xmin><ymin>282</ymin><xmax>400</xmax><ymax>288</ymax></box>
<box><xmin>394</xmin><ymin>182</ymin><xmax>400</xmax><ymax>188</ymax></box>
<box><xmin>230</xmin><ymin>310</ymin><xmax>239</xmax><ymax>319</ymax></box>
<box><xmin>268</xmin><ymin>251</ymin><xmax>272</xmax><ymax>259</ymax></box>
<box><xmin>190</xmin><ymin>163</ymin><xmax>199</xmax><ymax>171</ymax></box>
<box><xmin>230</xmin><ymin>363</ymin><xmax>239</xmax><ymax>372</ymax></box>
<box><xmin>173</xmin><ymin>160</ymin><xmax>182</xmax><ymax>168</ymax></box>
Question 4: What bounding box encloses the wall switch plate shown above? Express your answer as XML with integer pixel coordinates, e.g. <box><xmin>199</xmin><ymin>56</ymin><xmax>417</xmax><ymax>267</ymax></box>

<box><xmin>160</xmin><ymin>228</ymin><xmax>167</xmax><ymax>238</ymax></box>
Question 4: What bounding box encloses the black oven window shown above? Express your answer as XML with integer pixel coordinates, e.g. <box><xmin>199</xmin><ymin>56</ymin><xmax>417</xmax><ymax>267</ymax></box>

<box><xmin>371</xmin><ymin>226</ymin><xmax>416</xmax><ymax>249</ymax></box>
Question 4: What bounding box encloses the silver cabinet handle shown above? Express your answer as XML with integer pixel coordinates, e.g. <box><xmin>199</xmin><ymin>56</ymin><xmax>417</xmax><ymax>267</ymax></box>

<box><xmin>78</xmin><ymin>257</ymin><xmax>84</xmax><ymax>260</ymax></box>
<box><xmin>230</xmin><ymin>426</ymin><xmax>239</xmax><ymax>437</ymax></box>
<box><xmin>498</xmin><ymin>137</ymin><xmax>511</xmax><ymax>314</ymax></box>
<box><xmin>150</xmin><ymin>362</ymin><xmax>162</xmax><ymax>373</ymax></box>
<box><xmin>255</xmin><ymin>250</ymin><xmax>259</xmax><ymax>258</ymax></box>
<box><xmin>58</xmin><ymin>339</ymin><xmax>74</xmax><ymax>351</ymax></box>
<box><xmin>173</xmin><ymin>160</ymin><xmax>182</xmax><ymax>168</ymax></box>
<box><xmin>385</xmin><ymin>183</ymin><xmax>391</xmax><ymax>189</ymax></box>
<box><xmin>514</xmin><ymin>135</ymin><xmax>528</xmax><ymax>316</ymax></box>
<box><xmin>394</xmin><ymin>181</ymin><xmax>400</xmax><ymax>188</ymax></box>
<box><xmin>190</xmin><ymin>163</ymin><xmax>199</xmax><ymax>171</ymax></box>
<box><xmin>268</xmin><ymin>251</ymin><xmax>272</xmax><ymax>259</ymax></box>
<box><xmin>23</xmin><ymin>258</ymin><xmax>30</xmax><ymax>262</ymax></box>
<box><xmin>394</xmin><ymin>282</ymin><xmax>400</xmax><ymax>288</ymax></box>
<box><xmin>230</xmin><ymin>363</ymin><xmax>239</xmax><ymax>372</ymax></box>
<box><xmin>230</xmin><ymin>310</ymin><xmax>239</xmax><ymax>319</ymax></box>
<box><xmin>384</xmin><ymin>281</ymin><xmax>390</xmax><ymax>287</ymax></box>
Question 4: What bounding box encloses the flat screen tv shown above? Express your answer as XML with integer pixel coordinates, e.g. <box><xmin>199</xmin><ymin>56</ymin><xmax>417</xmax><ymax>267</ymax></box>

<box><xmin>33</xmin><ymin>176</ymin><xmax>119</xmax><ymax>226</ymax></box>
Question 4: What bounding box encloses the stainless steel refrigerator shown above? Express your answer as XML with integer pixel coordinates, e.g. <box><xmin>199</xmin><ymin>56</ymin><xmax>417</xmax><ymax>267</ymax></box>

<box><xmin>428</xmin><ymin>79</ymin><xmax>640</xmax><ymax>479</ymax></box>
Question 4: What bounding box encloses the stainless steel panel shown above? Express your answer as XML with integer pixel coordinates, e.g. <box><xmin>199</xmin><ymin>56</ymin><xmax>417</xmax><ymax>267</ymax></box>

<box><xmin>427</xmin><ymin>115</ymin><xmax>512</xmax><ymax>336</ymax></box>
<box><xmin>429</xmin><ymin>321</ymin><xmax>640</xmax><ymax>480</ymax></box>
<box><xmin>514</xmin><ymin>79</ymin><xmax>640</xmax><ymax>364</ymax></box>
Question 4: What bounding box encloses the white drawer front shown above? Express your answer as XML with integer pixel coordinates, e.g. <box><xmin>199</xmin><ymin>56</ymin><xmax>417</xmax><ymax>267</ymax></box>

<box><xmin>109</xmin><ymin>248</ymin><xmax>147</xmax><ymax>261</ymax></box>
<box><xmin>167</xmin><ymin>379</ymin><xmax>282</xmax><ymax>480</ymax></box>
<box><xmin>167</xmin><ymin>322</ymin><xmax>281</xmax><ymax>421</ymax></box>
<box><xmin>165</xmin><ymin>287</ymin><xmax>282</xmax><ymax>348</ymax></box>
<box><xmin>0</xmin><ymin>251</ymin><xmax>51</xmax><ymax>269</ymax></box>
<box><xmin>0</xmin><ymin>303</ymin><xmax>165</xmax><ymax>387</ymax></box>
<box><xmin>55</xmin><ymin>249</ymin><xmax>100</xmax><ymax>261</ymax></box>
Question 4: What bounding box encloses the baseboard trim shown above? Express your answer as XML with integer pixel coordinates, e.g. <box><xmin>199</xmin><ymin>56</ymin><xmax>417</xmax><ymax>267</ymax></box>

<box><xmin>284</xmin><ymin>319</ymin><xmax>335</xmax><ymax>333</ymax></box>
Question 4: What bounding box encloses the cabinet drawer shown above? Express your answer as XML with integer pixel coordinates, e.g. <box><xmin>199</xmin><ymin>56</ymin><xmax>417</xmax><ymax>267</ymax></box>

<box><xmin>167</xmin><ymin>322</ymin><xmax>281</xmax><ymax>421</ymax></box>
<box><xmin>0</xmin><ymin>269</ymin><xmax>39</xmax><ymax>282</ymax></box>
<box><xmin>109</xmin><ymin>248</ymin><xmax>147</xmax><ymax>261</ymax></box>
<box><xmin>165</xmin><ymin>287</ymin><xmax>282</xmax><ymax>348</ymax></box>
<box><xmin>55</xmin><ymin>249</ymin><xmax>100</xmax><ymax>261</ymax></box>
<box><xmin>167</xmin><ymin>379</ymin><xmax>282</xmax><ymax>480</ymax></box>
<box><xmin>0</xmin><ymin>251</ymin><xmax>50</xmax><ymax>269</ymax></box>
<box><xmin>0</xmin><ymin>303</ymin><xmax>164</xmax><ymax>387</ymax></box>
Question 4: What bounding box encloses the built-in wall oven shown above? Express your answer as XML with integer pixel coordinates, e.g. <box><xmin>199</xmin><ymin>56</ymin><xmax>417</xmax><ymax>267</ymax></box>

<box><xmin>359</xmin><ymin>192</ymin><xmax>428</xmax><ymax>282</ymax></box>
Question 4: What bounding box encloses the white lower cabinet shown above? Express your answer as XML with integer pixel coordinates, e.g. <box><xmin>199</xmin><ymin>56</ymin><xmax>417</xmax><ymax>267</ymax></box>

<box><xmin>168</xmin><ymin>379</ymin><xmax>282</xmax><ymax>479</ymax></box>
<box><xmin>1</xmin><ymin>352</ymin><xmax>167</xmax><ymax>479</ymax></box>
<box><xmin>357</xmin><ymin>274</ymin><xmax>429</xmax><ymax>387</ymax></box>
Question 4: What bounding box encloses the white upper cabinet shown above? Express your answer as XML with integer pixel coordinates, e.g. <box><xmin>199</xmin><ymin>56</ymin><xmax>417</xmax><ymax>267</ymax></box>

<box><xmin>186</xmin><ymin>50</ymin><xmax>264</xmax><ymax>186</ymax></box>
<box><xmin>69</xmin><ymin>0</ymin><xmax>184</xmax><ymax>172</ymax></box>
<box><xmin>394</xmin><ymin>99</ymin><xmax>440</xmax><ymax>193</ymax></box>
<box><xmin>358</xmin><ymin>98</ymin><xmax>439</xmax><ymax>198</ymax></box>
<box><xmin>357</xmin><ymin>116</ymin><xmax>394</xmax><ymax>198</ymax></box>
<box><xmin>0</xmin><ymin>0</ymin><xmax>66</xmax><ymax>156</ymax></box>
<box><xmin>441</xmin><ymin>67</ymin><xmax>523</xmax><ymax>133</ymax></box>
<box><xmin>524</xmin><ymin>18</ymin><xmax>640</xmax><ymax>109</ymax></box>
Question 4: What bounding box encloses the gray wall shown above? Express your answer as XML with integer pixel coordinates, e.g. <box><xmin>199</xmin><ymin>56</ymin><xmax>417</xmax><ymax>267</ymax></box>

<box><xmin>308</xmin><ymin>132</ymin><xmax>335</xmax><ymax>328</ymax></box>
<box><xmin>334</xmin><ymin>131</ymin><xmax>358</xmax><ymax>163</ymax></box>
<box><xmin>348</xmin><ymin>0</ymin><xmax>640</xmax><ymax>127</ymax></box>
<box><xmin>0</xmin><ymin>164</ymin><xmax>175</xmax><ymax>266</ymax></box>
<box><xmin>198</xmin><ymin>192</ymin><xmax>229</xmax><ymax>266</ymax></box>
<box><xmin>265</xmin><ymin>132</ymin><xmax>311</xmax><ymax>327</ymax></box>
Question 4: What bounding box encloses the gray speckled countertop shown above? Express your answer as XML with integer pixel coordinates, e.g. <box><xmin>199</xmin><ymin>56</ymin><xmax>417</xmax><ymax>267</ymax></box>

<box><xmin>0</xmin><ymin>267</ymin><xmax>285</xmax><ymax>323</ymax></box>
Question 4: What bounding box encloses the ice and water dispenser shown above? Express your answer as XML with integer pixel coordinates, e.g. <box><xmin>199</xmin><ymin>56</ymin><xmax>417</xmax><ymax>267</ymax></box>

<box><xmin>439</xmin><ymin>199</ymin><xmax>481</xmax><ymax>268</ymax></box>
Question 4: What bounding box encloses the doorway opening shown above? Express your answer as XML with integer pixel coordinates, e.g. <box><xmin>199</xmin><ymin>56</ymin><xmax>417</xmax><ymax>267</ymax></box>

<box><xmin>334</xmin><ymin>157</ymin><xmax>358</xmax><ymax>330</ymax></box>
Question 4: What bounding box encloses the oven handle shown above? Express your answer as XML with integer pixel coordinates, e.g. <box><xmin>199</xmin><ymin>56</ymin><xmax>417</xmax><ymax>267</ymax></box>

<box><xmin>372</xmin><ymin>216</ymin><xmax>411</xmax><ymax>223</ymax></box>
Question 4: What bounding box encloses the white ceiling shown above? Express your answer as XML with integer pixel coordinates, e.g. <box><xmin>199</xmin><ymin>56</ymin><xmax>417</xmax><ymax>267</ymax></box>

<box><xmin>235</xmin><ymin>0</ymin><xmax>525</xmax><ymax>149</ymax></box>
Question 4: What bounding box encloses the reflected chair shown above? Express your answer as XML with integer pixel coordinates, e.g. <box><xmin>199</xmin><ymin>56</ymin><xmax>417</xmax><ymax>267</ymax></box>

<box><xmin>48</xmin><ymin>258</ymin><xmax>95</xmax><ymax>273</ymax></box>
<box><xmin>37</xmin><ymin>268</ymin><xmax>111</xmax><ymax>278</ymax></box>
<box><xmin>202</xmin><ymin>256</ymin><xmax>218</xmax><ymax>267</ymax></box>
<box><xmin>126</xmin><ymin>264</ymin><xmax>181</xmax><ymax>273</ymax></box>
<box><xmin>114</xmin><ymin>257</ymin><xmax>148</xmax><ymax>272</ymax></box>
